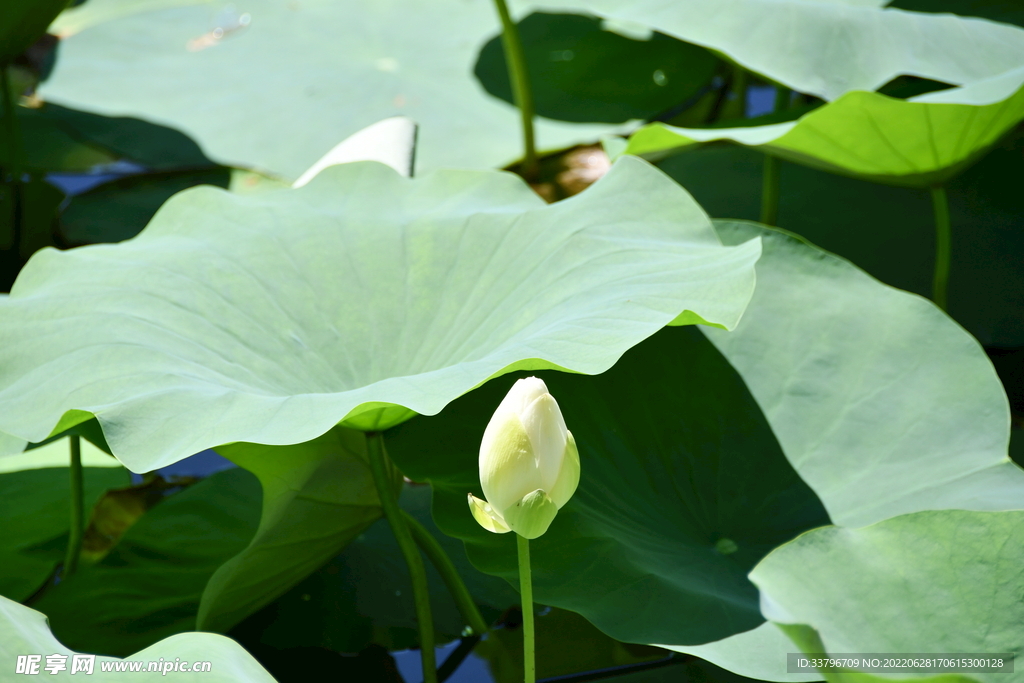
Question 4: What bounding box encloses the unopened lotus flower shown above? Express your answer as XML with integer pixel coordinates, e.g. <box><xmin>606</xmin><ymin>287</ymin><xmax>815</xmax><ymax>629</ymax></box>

<box><xmin>468</xmin><ymin>377</ymin><xmax>580</xmax><ymax>539</ymax></box>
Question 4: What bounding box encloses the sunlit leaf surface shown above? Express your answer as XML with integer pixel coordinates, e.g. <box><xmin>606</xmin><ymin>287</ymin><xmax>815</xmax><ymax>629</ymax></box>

<box><xmin>0</xmin><ymin>158</ymin><xmax>759</xmax><ymax>471</ymax></box>
<box><xmin>543</xmin><ymin>0</ymin><xmax>1024</xmax><ymax>100</ymax></box>
<box><xmin>752</xmin><ymin>509</ymin><xmax>1024</xmax><ymax>683</ymax></box>
<box><xmin>43</xmin><ymin>0</ymin><xmax>638</xmax><ymax>177</ymax></box>
<box><xmin>623</xmin><ymin>66</ymin><xmax>1024</xmax><ymax>187</ymax></box>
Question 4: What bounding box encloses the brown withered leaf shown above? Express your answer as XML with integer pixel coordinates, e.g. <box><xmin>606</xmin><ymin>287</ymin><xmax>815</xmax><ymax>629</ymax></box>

<box><xmin>79</xmin><ymin>475</ymin><xmax>198</xmax><ymax>564</ymax></box>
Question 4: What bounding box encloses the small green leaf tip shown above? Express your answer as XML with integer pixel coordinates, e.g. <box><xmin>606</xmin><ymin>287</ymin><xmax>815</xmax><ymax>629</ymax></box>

<box><xmin>502</xmin><ymin>489</ymin><xmax>558</xmax><ymax>540</ymax></box>
<box><xmin>471</xmin><ymin>377</ymin><xmax>580</xmax><ymax>538</ymax></box>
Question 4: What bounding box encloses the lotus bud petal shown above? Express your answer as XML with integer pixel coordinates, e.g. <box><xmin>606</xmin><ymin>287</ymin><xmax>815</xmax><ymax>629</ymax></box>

<box><xmin>501</xmin><ymin>489</ymin><xmax>558</xmax><ymax>539</ymax></box>
<box><xmin>548</xmin><ymin>431</ymin><xmax>580</xmax><ymax>509</ymax></box>
<box><xmin>469</xmin><ymin>377</ymin><xmax>579</xmax><ymax>538</ymax></box>
<box><xmin>468</xmin><ymin>494</ymin><xmax>511</xmax><ymax>534</ymax></box>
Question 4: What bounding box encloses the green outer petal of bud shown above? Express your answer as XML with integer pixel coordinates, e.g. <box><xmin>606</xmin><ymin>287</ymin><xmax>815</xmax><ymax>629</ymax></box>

<box><xmin>502</xmin><ymin>489</ymin><xmax>558</xmax><ymax>540</ymax></box>
<box><xmin>548</xmin><ymin>430</ymin><xmax>580</xmax><ymax>509</ymax></box>
<box><xmin>468</xmin><ymin>493</ymin><xmax>511</xmax><ymax>534</ymax></box>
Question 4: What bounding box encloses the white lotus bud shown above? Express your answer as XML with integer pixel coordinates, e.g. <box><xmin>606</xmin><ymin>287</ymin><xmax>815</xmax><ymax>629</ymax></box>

<box><xmin>468</xmin><ymin>377</ymin><xmax>580</xmax><ymax>539</ymax></box>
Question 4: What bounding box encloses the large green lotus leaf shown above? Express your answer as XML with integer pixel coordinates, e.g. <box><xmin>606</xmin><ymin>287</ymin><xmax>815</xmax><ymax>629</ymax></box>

<box><xmin>660</xmin><ymin>224</ymin><xmax>1023</xmax><ymax>678</ymax></box>
<box><xmin>0</xmin><ymin>455</ymin><xmax>124</xmax><ymax>602</ymax></box>
<box><xmin>751</xmin><ymin>510</ymin><xmax>1024</xmax><ymax>683</ymax></box>
<box><xmin>473</xmin><ymin>11</ymin><xmax>718</xmax><ymax>124</ymax></box>
<box><xmin>626</xmin><ymin>78</ymin><xmax>1024</xmax><ymax>185</ymax></box>
<box><xmin>704</xmin><ymin>222</ymin><xmax>1022</xmax><ymax>528</ymax></box>
<box><xmin>655</xmin><ymin>140</ymin><xmax>1024</xmax><ymax>347</ymax></box>
<box><xmin>773</xmin><ymin>630</ymin><xmax>978</xmax><ymax>683</ymax></box>
<box><xmin>668</xmin><ymin>623</ymin><xmax>823</xmax><ymax>682</ymax></box>
<box><xmin>391</xmin><ymin>221</ymin><xmax>1023</xmax><ymax>680</ymax></box>
<box><xmin>29</xmin><ymin>468</ymin><xmax>261</xmax><ymax>656</ymax></box>
<box><xmin>621</xmin><ymin>65</ymin><xmax>1024</xmax><ymax>187</ymax></box>
<box><xmin>0</xmin><ymin>595</ymin><xmax>276</xmax><ymax>682</ymax></box>
<box><xmin>40</xmin><ymin>0</ymin><xmax>630</xmax><ymax>178</ymax></box>
<box><xmin>386</xmin><ymin>323</ymin><xmax>832</xmax><ymax>646</ymax></box>
<box><xmin>0</xmin><ymin>157</ymin><xmax>761</xmax><ymax>469</ymax></box>
<box><xmin>198</xmin><ymin>427</ymin><xmax>397</xmax><ymax>634</ymax></box>
<box><xmin>51</xmin><ymin>0</ymin><xmax>211</xmax><ymax>35</ymax></box>
<box><xmin>538</xmin><ymin>0</ymin><xmax>1024</xmax><ymax>100</ymax></box>
<box><xmin>0</xmin><ymin>431</ymin><xmax>25</xmax><ymax>457</ymax></box>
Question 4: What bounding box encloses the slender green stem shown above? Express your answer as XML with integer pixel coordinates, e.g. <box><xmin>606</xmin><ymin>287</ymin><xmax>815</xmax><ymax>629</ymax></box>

<box><xmin>366</xmin><ymin>433</ymin><xmax>436</xmax><ymax>683</ymax></box>
<box><xmin>760</xmin><ymin>154</ymin><xmax>780</xmax><ymax>226</ymax></box>
<box><xmin>517</xmin><ymin>534</ymin><xmax>535</xmax><ymax>683</ymax></box>
<box><xmin>721</xmin><ymin>63</ymin><xmax>748</xmax><ymax>121</ymax></box>
<box><xmin>930</xmin><ymin>186</ymin><xmax>951</xmax><ymax>311</ymax></box>
<box><xmin>0</xmin><ymin>66</ymin><xmax>23</xmax><ymax>175</ymax></box>
<box><xmin>403</xmin><ymin>510</ymin><xmax>489</xmax><ymax>636</ymax></box>
<box><xmin>64</xmin><ymin>436</ymin><xmax>84</xmax><ymax>577</ymax></box>
<box><xmin>703</xmin><ymin>69</ymin><xmax>731</xmax><ymax>124</ymax></box>
<box><xmin>773</xmin><ymin>85</ymin><xmax>791</xmax><ymax>113</ymax></box>
<box><xmin>755</xmin><ymin>85</ymin><xmax>792</xmax><ymax>227</ymax></box>
<box><xmin>491</xmin><ymin>0</ymin><xmax>537</xmax><ymax>180</ymax></box>
<box><xmin>0</xmin><ymin>65</ymin><xmax>24</xmax><ymax>247</ymax></box>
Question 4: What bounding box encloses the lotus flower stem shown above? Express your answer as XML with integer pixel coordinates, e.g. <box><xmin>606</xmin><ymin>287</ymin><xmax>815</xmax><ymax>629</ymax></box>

<box><xmin>773</xmin><ymin>85</ymin><xmax>791</xmax><ymax>113</ymax></box>
<box><xmin>760</xmin><ymin>154</ymin><xmax>780</xmax><ymax>227</ymax></box>
<box><xmin>722</xmin><ymin>64</ymin><xmax>748</xmax><ymax>121</ymax></box>
<box><xmin>403</xmin><ymin>509</ymin><xmax>490</xmax><ymax>636</ymax></box>
<box><xmin>0</xmin><ymin>66</ymin><xmax>23</xmax><ymax>173</ymax></box>
<box><xmin>930</xmin><ymin>186</ymin><xmax>951</xmax><ymax>311</ymax></box>
<box><xmin>491</xmin><ymin>0</ymin><xmax>538</xmax><ymax>181</ymax></box>
<box><xmin>63</xmin><ymin>436</ymin><xmax>84</xmax><ymax>577</ymax></box>
<box><xmin>471</xmin><ymin>377</ymin><xmax>578</xmax><ymax>682</ymax></box>
<box><xmin>366</xmin><ymin>433</ymin><xmax>437</xmax><ymax>683</ymax></box>
<box><xmin>517</xmin><ymin>533</ymin><xmax>535</xmax><ymax>683</ymax></box>
<box><xmin>0</xmin><ymin>65</ymin><xmax>24</xmax><ymax>247</ymax></box>
<box><xmin>757</xmin><ymin>85</ymin><xmax>793</xmax><ymax>227</ymax></box>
